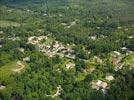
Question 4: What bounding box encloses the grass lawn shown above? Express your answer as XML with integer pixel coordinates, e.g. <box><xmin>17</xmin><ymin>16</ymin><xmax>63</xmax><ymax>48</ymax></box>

<box><xmin>0</xmin><ymin>20</ymin><xmax>20</xmax><ymax>28</ymax></box>
<box><xmin>124</xmin><ymin>53</ymin><xmax>134</xmax><ymax>65</ymax></box>
<box><xmin>0</xmin><ymin>61</ymin><xmax>26</xmax><ymax>82</ymax></box>
<box><xmin>76</xmin><ymin>72</ymin><xmax>88</xmax><ymax>82</ymax></box>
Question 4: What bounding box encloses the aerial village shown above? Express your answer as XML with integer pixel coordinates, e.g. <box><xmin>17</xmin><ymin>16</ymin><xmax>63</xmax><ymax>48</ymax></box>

<box><xmin>24</xmin><ymin>34</ymin><xmax>134</xmax><ymax>94</ymax></box>
<box><xmin>27</xmin><ymin>35</ymin><xmax>76</xmax><ymax>59</ymax></box>
<box><xmin>0</xmin><ymin>1</ymin><xmax>134</xmax><ymax>99</ymax></box>
<box><xmin>0</xmin><ymin>32</ymin><xmax>133</xmax><ymax>95</ymax></box>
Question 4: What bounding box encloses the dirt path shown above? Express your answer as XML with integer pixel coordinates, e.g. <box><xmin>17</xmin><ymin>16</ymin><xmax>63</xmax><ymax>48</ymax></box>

<box><xmin>46</xmin><ymin>85</ymin><xmax>62</xmax><ymax>98</ymax></box>
<box><xmin>12</xmin><ymin>61</ymin><xmax>25</xmax><ymax>73</ymax></box>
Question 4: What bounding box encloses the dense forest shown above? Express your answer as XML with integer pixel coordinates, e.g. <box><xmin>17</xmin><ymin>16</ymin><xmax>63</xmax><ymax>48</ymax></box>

<box><xmin>0</xmin><ymin>0</ymin><xmax>134</xmax><ymax>100</ymax></box>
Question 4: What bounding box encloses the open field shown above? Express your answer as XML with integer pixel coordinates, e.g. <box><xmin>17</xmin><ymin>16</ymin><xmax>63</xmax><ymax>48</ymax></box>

<box><xmin>0</xmin><ymin>20</ymin><xmax>20</xmax><ymax>27</ymax></box>
<box><xmin>0</xmin><ymin>61</ymin><xmax>26</xmax><ymax>82</ymax></box>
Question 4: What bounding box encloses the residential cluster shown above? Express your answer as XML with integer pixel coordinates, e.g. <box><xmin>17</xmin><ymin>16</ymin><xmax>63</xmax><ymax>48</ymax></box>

<box><xmin>27</xmin><ymin>36</ymin><xmax>76</xmax><ymax>59</ymax></box>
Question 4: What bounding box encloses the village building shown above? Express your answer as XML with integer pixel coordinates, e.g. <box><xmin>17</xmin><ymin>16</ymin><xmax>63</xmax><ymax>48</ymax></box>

<box><xmin>93</xmin><ymin>56</ymin><xmax>103</xmax><ymax>64</ymax></box>
<box><xmin>121</xmin><ymin>47</ymin><xmax>127</xmax><ymax>51</ymax></box>
<box><xmin>70</xmin><ymin>21</ymin><xmax>76</xmax><ymax>26</ymax></box>
<box><xmin>105</xmin><ymin>74</ymin><xmax>114</xmax><ymax>81</ymax></box>
<box><xmin>124</xmin><ymin>28</ymin><xmax>128</xmax><ymax>31</ymax></box>
<box><xmin>27</xmin><ymin>35</ymin><xmax>76</xmax><ymax>59</ymax></box>
<box><xmin>38</xmin><ymin>29</ymin><xmax>43</xmax><ymax>32</ymax></box>
<box><xmin>0</xmin><ymin>31</ymin><xmax>4</xmax><ymax>34</ymax></box>
<box><xmin>8</xmin><ymin>37</ymin><xmax>21</xmax><ymax>41</ymax></box>
<box><xmin>112</xmin><ymin>58</ymin><xmax>124</xmax><ymax>71</ymax></box>
<box><xmin>89</xmin><ymin>36</ymin><xmax>97</xmax><ymax>41</ymax></box>
<box><xmin>128</xmin><ymin>36</ymin><xmax>133</xmax><ymax>39</ymax></box>
<box><xmin>117</xmin><ymin>26</ymin><xmax>122</xmax><ymax>29</ymax></box>
<box><xmin>7</xmin><ymin>9</ymin><xmax>12</xmax><ymax>12</ymax></box>
<box><xmin>61</xmin><ymin>23</ymin><xmax>67</xmax><ymax>26</ymax></box>
<box><xmin>28</xmin><ymin>36</ymin><xmax>47</xmax><ymax>45</ymax></box>
<box><xmin>59</xmin><ymin>14</ymin><xmax>63</xmax><ymax>17</ymax></box>
<box><xmin>0</xmin><ymin>84</ymin><xmax>6</xmax><ymax>90</ymax></box>
<box><xmin>65</xmin><ymin>62</ymin><xmax>75</xmax><ymax>69</ymax></box>
<box><xmin>113</xmin><ymin>51</ymin><xmax>121</xmax><ymax>56</ymax></box>
<box><xmin>91</xmin><ymin>80</ymin><xmax>109</xmax><ymax>90</ymax></box>
<box><xmin>43</xmin><ymin>13</ymin><xmax>47</xmax><ymax>16</ymax></box>
<box><xmin>65</xmin><ymin>54</ymin><xmax>76</xmax><ymax>59</ymax></box>
<box><xmin>83</xmin><ymin>67</ymin><xmax>95</xmax><ymax>73</ymax></box>
<box><xmin>18</xmin><ymin>48</ymin><xmax>25</xmax><ymax>53</ymax></box>
<box><xmin>115</xmin><ymin>63</ymin><xmax>124</xmax><ymax>71</ymax></box>
<box><xmin>114</xmin><ymin>58</ymin><xmax>125</xmax><ymax>69</ymax></box>
<box><xmin>97</xmin><ymin>27</ymin><xmax>100</xmax><ymax>29</ymax></box>
<box><xmin>23</xmin><ymin>57</ymin><xmax>30</xmax><ymax>62</ymax></box>
<box><xmin>27</xmin><ymin>9</ymin><xmax>30</xmax><ymax>12</ymax></box>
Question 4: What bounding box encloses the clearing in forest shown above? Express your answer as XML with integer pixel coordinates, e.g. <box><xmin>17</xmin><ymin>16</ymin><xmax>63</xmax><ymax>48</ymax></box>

<box><xmin>0</xmin><ymin>61</ymin><xmax>26</xmax><ymax>82</ymax></box>
<box><xmin>0</xmin><ymin>20</ymin><xmax>20</xmax><ymax>27</ymax></box>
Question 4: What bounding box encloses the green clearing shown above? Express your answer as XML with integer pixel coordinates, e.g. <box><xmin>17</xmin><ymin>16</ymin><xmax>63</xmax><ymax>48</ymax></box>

<box><xmin>0</xmin><ymin>20</ymin><xmax>20</xmax><ymax>27</ymax></box>
<box><xmin>0</xmin><ymin>61</ymin><xmax>17</xmax><ymax>81</ymax></box>
<box><xmin>0</xmin><ymin>61</ymin><xmax>26</xmax><ymax>82</ymax></box>
<box><xmin>125</xmin><ymin>53</ymin><xmax>134</xmax><ymax>65</ymax></box>
<box><xmin>76</xmin><ymin>72</ymin><xmax>88</xmax><ymax>82</ymax></box>
<box><xmin>42</xmin><ymin>38</ymin><xmax>54</xmax><ymax>45</ymax></box>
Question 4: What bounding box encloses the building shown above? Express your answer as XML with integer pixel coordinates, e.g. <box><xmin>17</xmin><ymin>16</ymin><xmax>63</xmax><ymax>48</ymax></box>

<box><xmin>113</xmin><ymin>51</ymin><xmax>121</xmax><ymax>56</ymax></box>
<box><xmin>0</xmin><ymin>84</ymin><xmax>5</xmax><ymax>90</ymax></box>
<box><xmin>91</xmin><ymin>80</ymin><xmax>109</xmax><ymax>90</ymax></box>
<box><xmin>105</xmin><ymin>75</ymin><xmax>114</xmax><ymax>81</ymax></box>
<box><xmin>18</xmin><ymin>48</ymin><xmax>25</xmax><ymax>53</ymax></box>
<box><xmin>65</xmin><ymin>62</ymin><xmax>75</xmax><ymax>69</ymax></box>
<box><xmin>89</xmin><ymin>36</ymin><xmax>97</xmax><ymax>41</ymax></box>
<box><xmin>23</xmin><ymin>57</ymin><xmax>30</xmax><ymax>62</ymax></box>
<box><xmin>0</xmin><ymin>31</ymin><xmax>4</xmax><ymax>34</ymax></box>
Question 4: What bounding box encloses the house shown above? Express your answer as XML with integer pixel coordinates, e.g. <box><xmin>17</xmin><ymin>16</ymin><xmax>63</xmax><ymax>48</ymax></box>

<box><xmin>96</xmin><ymin>80</ymin><xmax>103</xmax><ymax>86</ymax></box>
<box><xmin>0</xmin><ymin>84</ymin><xmax>5</xmax><ymax>90</ymax></box>
<box><xmin>117</xmin><ymin>26</ymin><xmax>122</xmax><ymax>29</ymax></box>
<box><xmin>18</xmin><ymin>48</ymin><xmax>25</xmax><ymax>53</ymax></box>
<box><xmin>121</xmin><ymin>47</ymin><xmax>127</xmax><ymax>51</ymax></box>
<box><xmin>128</xmin><ymin>36</ymin><xmax>133</xmax><ymax>39</ymax></box>
<box><xmin>23</xmin><ymin>57</ymin><xmax>30</xmax><ymax>62</ymax></box>
<box><xmin>27</xmin><ymin>9</ymin><xmax>30</xmax><ymax>12</ymax></box>
<box><xmin>61</xmin><ymin>23</ymin><xmax>67</xmax><ymax>26</ymax></box>
<box><xmin>112</xmin><ymin>58</ymin><xmax>124</xmax><ymax>71</ymax></box>
<box><xmin>65</xmin><ymin>54</ymin><xmax>76</xmax><ymax>59</ymax></box>
<box><xmin>105</xmin><ymin>75</ymin><xmax>114</xmax><ymax>81</ymax></box>
<box><xmin>43</xmin><ymin>13</ymin><xmax>47</xmax><ymax>16</ymax></box>
<box><xmin>59</xmin><ymin>14</ymin><xmax>63</xmax><ymax>17</ymax></box>
<box><xmin>53</xmin><ymin>42</ymin><xmax>60</xmax><ymax>48</ymax></box>
<box><xmin>91</xmin><ymin>80</ymin><xmax>109</xmax><ymax>90</ymax></box>
<box><xmin>70</xmin><ymin>21</ymin><xmax>76</xmax><ymax>26</ymax></box>
<box><xmin>65</xmin><ymin>62</ymin><xmax>75</xmax><ymax>69</ymax></box>
<box><xmin>7</xmin><ymin>9</ymin><xmax>12</xmax><ymax>12</ymax></box>
<box><xmin>28</xmin><ymin>36</ymin><xmax>36</xmax><ymax>41</ymax></box>
<box><xmin>91</xmin><ymin>81</ymin><xmax>99</xmax><ymax>90</ymax></box>
<box><xmin>0</xmin><ymin>31</ymin><xmax>3</xmax><ymax>34</ymax></box>
<box><xmin>115</xmin><ymin>63</ymin><xmax>124</xmax><ymax>71</ymax></box>
<box><xmin>89</xmin><ymin>36</ymin><xmax>96</xmax><ymax>41</ymax></box>
<box><xmin>91</xmin><ymin>80</ymin><xmax>100</xmax><ymax>90</ymax></box>
<box><xmin>113</xmin><ymin>51</ymin><xmax>121</xmax><ymax>56</ymax></box>
<box><xmin>8</xmin><ymin>37</ymin><xmax>21</xmax><ymax>41</ymax></box>
<box><xmin>100</xmin><ymin>82</ymin><xmax>108</xmax><ymax>89</ymax></box>
<box><xmin>28</xmin><ymin>36</ymin><xmax>47</xmax><ymax>45</ymax></box>
<box><xmin>38</xmin><ymin>29</ymin><xmax>43</xmax><ymax>32</ymax></box>
<box><xmin>125</xmin><ymin>28</ymin><xmax>128</xmax><ymax>31</ymax></box>
<box><xmin>97</xmin><ymin>27</ymin><xmax>100</xmax><ymax>29</ymax></box>
<box><xmin>94</xmin><ymin>56</ymin><xmax>102</xmax><ymax>63</ymax></box>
